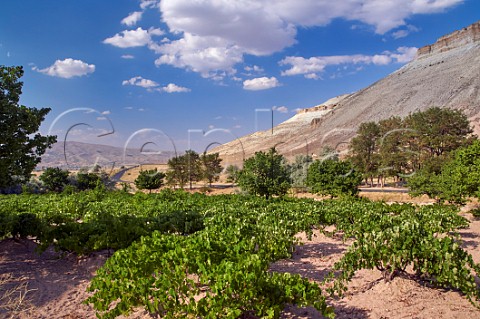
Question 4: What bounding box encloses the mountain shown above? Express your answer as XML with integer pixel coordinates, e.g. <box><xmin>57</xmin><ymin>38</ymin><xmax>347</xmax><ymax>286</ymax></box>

<box><xmin>38</xmin><ymin>141</ymin><xmax>174</xmax><ymax>170</ymax></box>
<box><xmin>213</xmin><ymin>20</ymin><xmax>480</xmax><ymax>165</ymax></box>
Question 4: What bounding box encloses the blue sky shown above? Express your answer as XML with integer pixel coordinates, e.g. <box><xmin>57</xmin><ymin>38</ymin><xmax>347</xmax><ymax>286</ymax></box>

<box><xmin>1</xmin><ymin>0</ymin><xmax>479</xmax><ymax>154</ymax></box>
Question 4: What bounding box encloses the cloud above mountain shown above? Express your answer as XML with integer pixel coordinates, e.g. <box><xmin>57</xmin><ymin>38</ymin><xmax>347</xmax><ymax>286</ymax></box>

<box><xmin>106</xmin><ymin>0</ymin><xmax>462</xmax><ymax>80</ymax></box>
<box><xmin>280</xmin><ymin>46</ymin><xmax>418</xmax><ymax>79</ymax></box>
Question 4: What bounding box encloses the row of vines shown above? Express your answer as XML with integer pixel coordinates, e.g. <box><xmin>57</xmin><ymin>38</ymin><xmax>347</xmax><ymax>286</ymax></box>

<box><xmin>1</xmin><ymin>190</ymin><xmax>479</xmax><ymax>318</ymax></box>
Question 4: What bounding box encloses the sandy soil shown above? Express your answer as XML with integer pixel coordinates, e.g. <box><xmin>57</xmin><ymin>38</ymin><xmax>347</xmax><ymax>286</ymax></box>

<box><xmin>1</xmin><ymin>206</ymin><xmax>480</xmax><ymax>319</ymax></box>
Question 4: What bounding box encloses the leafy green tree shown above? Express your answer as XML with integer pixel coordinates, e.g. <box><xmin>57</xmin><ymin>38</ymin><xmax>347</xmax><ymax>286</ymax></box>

<box><xmin>439</xmin><ymin>141</ymin><xmax>480</xmax><ymax>204</ymax></box>
<box><xmin>166</xmin><ymin>155</ymin><xmax>188</xmax><ymax>188</ymax></box>
<box><xmin>377</xmin><ymin>116</ymin><xmax>409</xmax><ymax>185</ymax></box>
<box><xmin>39</xmin><ymin>167</ymin><xmax>70</xmax><ymax>192</ymax></box>
<box><xmin>185</xmin><ymin>150</ymin><xmax>202</xmax><ymax>189</ymax></box>
<box><xmin>406</xmin><ymin>163</ymin><xmax>444</xmax><ymax>201</ymax></box>
<box><xmin>349</xmin><ymin>122</ymin><xmax>381</xmax><ymax>186</ymax></box>
<box><xmin>289</xmin><ymin>154</ymin><xmax>313</xmax><ymax>189</ymax></box>
<box><xmin>406</xmin><ymin>108</ymin><xmax>474</xmax><ymax>199</ymax></box>
<box><xmin>225</xmin><ymin>164</ymin><xmax>240</xmax><ymax>183</ymax></box>
<box><xmin>0</xmin><ymin>65</ymin><xmax>56</xmax><ymax>191</ymax></box>
<box><xmin>306</xmin><ymin>159</ymin><xmax>362</xmax><ymax>198</ymax></box>
<box><xmin>201</xmin><ymin>152</ymin><xmax>223</xmax><ymax>186</ymax></box>
<box><xmin>237</xmin><ymin>147</ymin><xmax>291</xmax><ymax>199</ymax></box>
<box><xmin>405</xmin><ymin>107</ymin><xmax>473</xmax><ymax>161</ymax></box>
<box><xmin>166</xmin><ymin>150</ymin><xmax>202</xmax><ymax>189</ymax></box>
<box><xmin>135</xmin><ymin>169</ymin><xmax>165</xmax><ymax>193</ymax></box>
<box><xmin>75</xmin><ymin>172</ymin><xmax>104</xmax><ymax>191</ymax></box>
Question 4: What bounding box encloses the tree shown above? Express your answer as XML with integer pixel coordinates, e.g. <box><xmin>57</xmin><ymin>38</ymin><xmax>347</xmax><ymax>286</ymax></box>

<box><xmin>237</xmin><ymin>147</ymin><xmax>291</xmax><ymax>199</ymax></box>
<box><xmin>166</xmin><ymin>150</ymin><xmax>202</xmax><ymax>189</ymax></box>
<box><xmin>166</xmin><ymin>156</ymin><xmax>188</xmax><ymax>189</ymax></box>
<box><xmin>135</xmin><ymin>169</ymin><xmax>165</xmax><ymax>193</ymax></box>
<box><xmin>201</xmin><ymin>152</ymin><xmax>223</xmax><ymax>186</ymax></box>
<box><xmin>349</xmin><ymin>122</ymin><xmax>381</xmax><ymax>186</ymax></box>
<box><xmin>225</xmin><ymin>164</ymin><xmax>240</xmax><ymax>183</ymax></box>
<box><xmin>39</xmin><ymin>167</ymin><xmax>70</xmax><ymax>192</ymax></box>
<box><xmin>405</xmin><ymin>107</ymin><xmax>473</xmax><ymax>161</ymax></box>
<box><xmin>407</xmin><ymin>164</ymin><xmax>444</xmax><ymax>201</ymax></box>
<box><xmin>74</xmin><ymin>172</ymin><xmax>105</xmax><ymax>191</ymax></box>
<box><xmin>0</xmin><ymin>66</ymin><xmax>56</xmax><ymax>191</ymax></box>
<box><xmin>406</xmin><ymin>108</ymin><xmax>474</xmax><ymax>200</ymax></box>
<box><xmin>289</xmin><ymin>154</ymin><xmax>313</xmax><ymax>190</ymax></box>
<box><xmin>377</xmin><ymin>116</ymin><xmax>408</xmax><ymax>185</ymax></box>
<box><xmin>306</xmin><ymin>158</ymin><xmax>362</xmax><ymax>198</ymax></box>
<box><xmin>439</xmin><ymin>140</ymin><xmax>480</xmax><ymax>204</ymax></box>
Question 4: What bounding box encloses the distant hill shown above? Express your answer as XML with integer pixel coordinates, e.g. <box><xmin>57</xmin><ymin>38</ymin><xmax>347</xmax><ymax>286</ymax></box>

<box><xmin>213</xmin><ymin>20</ymin><xmax>480</xmax><ymax>165</ymax></box>
<box><xmin>37</xmin><ymin>141</ymin><xmax>175</xmax><ymax>170</ymax></box>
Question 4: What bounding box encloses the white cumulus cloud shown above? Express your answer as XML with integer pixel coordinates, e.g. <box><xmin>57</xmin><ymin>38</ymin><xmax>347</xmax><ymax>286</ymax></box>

<box><xmin>140</xmin><ymin>0</ymin><xmax>158</xmax><ymax>9</ymax></box>
<box><xmin>122</xmin><ymin>76</ymin><xmax>159</xmax><ymax>88</ymax></box>
<box><xmin>33</xmin><ymin>58</ymin><xmax>95</xmax><ymax>78</ymax></box>
<box><xmin>121</xmin><ymin>11</ymin><xmax>143</xmax><ymax>26</ymax></box>
<box><xmin>280</xmin><ymin>46</ymin><xmax>418</xmax><ymax>78</ymax></box>
<box><xmin>158</xmin><ymin>83</ymin><xmax>191</xmax><ymax>93</ymax></box>
<box><xmin>390</xmin><ymin>46</ymin><xmax>418</xmax><ymax>63</ymax></box>
<box><xmin>272</xmin><ymin>106</ymin><xmax>289</xmax><ymax>113</ymax></box>
<box><xmin>154</xmin><ymin>33</ymin><xmax>243</xmax><ymax>78</ymax></box>
<box><xmin>392</xmin><ymin>25</ymin><xmax>420</xmax><ymax>39</ymax></box>
<box><xmin>144</xmin><ymin>0</ymin><xmax>461</xmax><ymax>78</ymax></box>
<box><xmin>122</xmin><ymin>76</ymin><xmax>190</xmax><ymax>93</ymax></box>
<box><xmin>103</xmin><ymin>27</ymin><xmax>163</xmax><ymax>48</ymax></box>
<box><xmin>243</xmin><ymin>76</ymin><xmax>280</xmax><ymax>91</ymax></box>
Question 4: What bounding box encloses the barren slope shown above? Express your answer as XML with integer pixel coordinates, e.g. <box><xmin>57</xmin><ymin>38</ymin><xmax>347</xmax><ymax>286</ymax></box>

<box><xmin>214</xmin><ymin>21</ymin><xmax>480</xmax><ymax>165</ymax></box>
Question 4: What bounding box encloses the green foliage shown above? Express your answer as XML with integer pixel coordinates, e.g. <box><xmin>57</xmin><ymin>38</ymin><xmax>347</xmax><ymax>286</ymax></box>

<box><xmin>2</xmin><ymin>190</ymin><xmax>480</xmax><ymax>316</ymax></box>
<box><xmin>167</xmin><ymin>150</ymin><xmax>203</xmax><ymax>189</ymax></box>
<box><xmin>0</xmin><ymin>191</ymin><xmax>334</xmax><ymax>318</ymax></box>
<box><xmin>377</xmin><ymin>116</ymin><xmax>410</xmax><ymax>180</ymax></box>
<box><xmin>437</xmin><ymin>140</ymin><xmax>480</xmax><ymax>204</ymax></box>
<box><xmin>410</xmin><ymin>140</ymin><xmax>480</xmax><ymax>204</ymax></box>
<box><xmin>0</xmin><ymin>191</ymin><xmax>206</xmax><ymax>253</ymax></box>
<box><xmin>237</xmin><ymin>147</ymin><xmax>291</xmax><ymax>199</ymax></box>
<box><xmin>349</xmin><ymin>121</ymin><xmax>381</xmax><ymax>185</ymax></box>
<box><xmin>201</xmin><ymin>152</ymin><xmax>223</xmax><ymax>186</ymax></box>
<box><xmin>289</xmin><ymin>155</ymin><xmax>313</xmax><ymax>189</ymax></box>
<box><xmin>323</xmin><ymin>199</ymin><xmax>480</xmax><ymax>308</ymax></box>
<box><xmin>134</xmin><ymin>169</ymin><xmax>165</xmax><ymax>193</ymax></box>
<box><xmin>74</xmin><ymin>172</ymin><xmax>109</xmax><ymax>191</ymax></box>
<box><xmin>0</xmin><ymin>66</ymin><xmax>56</xmax><ymax>191</ymax></box>
<box><xmin>407</xmin><ymin>165</ymin><xmax>444</xmax><ymax>200</ymax></box>
<box><xmin>225</xmin><ymin>164</ymin><xmax>240</xmax><ymax>183</ymax></box>
<box><xmin>85</xmin><ymin>194</ymin><xmax>333</xmax><ymax>319</ymax></box>
<box><xmin>166</xmin><ymin>155</ymin><xmax>188</xmax><ymax>188</ymax></box>
<box><xmin>350</xmin><ymin>107</ymin><xmax>473</xmax><ymax>186</ymax></box>
<box><xmin>404</xmin><ymin>107</ymin><xmax>473</xmax><ymax>159</ymax></box>
<box><xmin>306</xmin><ymin>159</ymin><xmax>362</xmax><ymax>198</ymax></box>
<box><xmin>39</xmin><ymin>167</ymin><xmax>70</xmax><ymax>192</ymax></box>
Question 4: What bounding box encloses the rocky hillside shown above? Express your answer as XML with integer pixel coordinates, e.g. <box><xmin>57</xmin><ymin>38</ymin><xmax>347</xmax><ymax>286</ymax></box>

<box><xmin>213</xmin><ymin>20</ymin><xmax>480</xmax><ymax>165</ymax></box>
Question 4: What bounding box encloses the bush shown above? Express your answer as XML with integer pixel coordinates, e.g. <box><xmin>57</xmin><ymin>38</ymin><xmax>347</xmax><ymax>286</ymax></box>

<box><xmin>306</xmin><ymin>159</ymin><xmax>362</xmax><ymax>198</ymax></box>
<box><xmin>237</xmin><ymin>148</ymin><xmax>291</xmax><ymax>199</ymax></box>
<box><xmin>39</xmin><ymin>167</ymin><xmax>70</xmax><ymax>192</ymax></box>
<box><xmin>134</xmin><ymin>169</ymin><xmax>165</xmax><ymax>193</ymax></box>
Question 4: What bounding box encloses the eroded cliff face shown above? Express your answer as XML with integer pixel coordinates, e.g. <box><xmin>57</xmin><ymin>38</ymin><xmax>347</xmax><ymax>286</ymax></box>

<box><xmin>417</xmin><ymin>20</ymin><xmax>480</xmax><ymax>58</ymax></box>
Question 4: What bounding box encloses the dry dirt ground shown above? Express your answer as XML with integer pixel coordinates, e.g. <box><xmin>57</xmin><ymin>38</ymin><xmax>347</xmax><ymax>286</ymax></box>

<box><xmin>1</xmin><ymin>198</ymin><xmax>480</xmax><ymax>319</ymax></box>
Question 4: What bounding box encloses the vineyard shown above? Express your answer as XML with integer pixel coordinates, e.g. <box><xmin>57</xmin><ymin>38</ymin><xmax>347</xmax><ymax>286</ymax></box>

<box><xmin>1</xmin><ymin>190</ymin><xmax>480</xmax><ymax>318</ymax></box>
